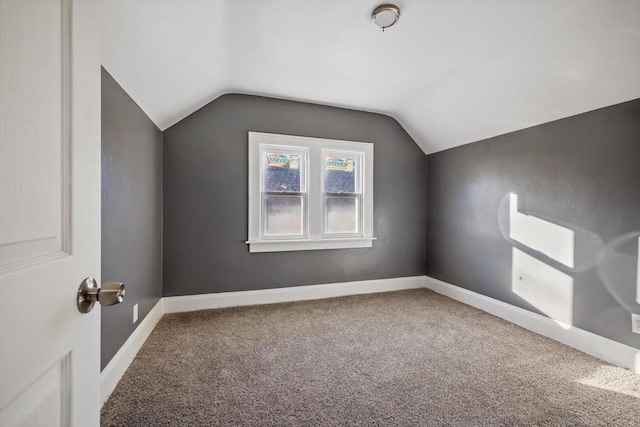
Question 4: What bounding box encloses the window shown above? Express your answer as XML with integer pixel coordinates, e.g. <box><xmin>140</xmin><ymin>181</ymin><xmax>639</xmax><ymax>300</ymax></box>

<box><xmin>248</xmin><ymin>132</ymin><xmax>374</xmax><ymax>253</ymax></box>
<box><xmin>322</xmin><ymin>151</ymin><xmax>362</xmax><ymax>236</ymax></box>
<box><xmin>261</xmin><ymin>148</ymin><xmax>307</xmax><ymax>238</ymax></box>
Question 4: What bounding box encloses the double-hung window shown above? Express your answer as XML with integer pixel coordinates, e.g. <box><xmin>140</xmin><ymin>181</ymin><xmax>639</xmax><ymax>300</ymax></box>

<box><xmin>322</xmin><ymin>150</ymin><xmax>362</xmax><ymax>236</ymax></box>
<box><xmin>247</xmin><ymin>132</ymin><xmax>374</xmax><ymax>253</ymax></box>
<box><xmin>261</xmin><ymin>147</ymin><xmax>308</xmax><ymax>239</ymax></box>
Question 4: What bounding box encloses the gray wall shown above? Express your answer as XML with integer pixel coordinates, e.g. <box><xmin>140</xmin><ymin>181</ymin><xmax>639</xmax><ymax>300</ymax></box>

<box><xmin>101</xmin><ymin>68</ymin><xmax>163</xmax><ymax>370</ymax></box>
<box><xmin>426</xmin><ymin>99</ymin><xmax>640</xmax><ymax>349</ymax></box>
<box><xmin>163</xmin><ymin>94</ymin><xmax>426</xmax><ymax>296</ymax></box>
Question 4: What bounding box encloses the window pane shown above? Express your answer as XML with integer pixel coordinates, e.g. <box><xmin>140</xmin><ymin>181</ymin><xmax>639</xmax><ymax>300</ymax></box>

<box><xmin>263</xmin><ymin>151</ymin><xmax>303</xmax><ymax>192</ymax></box>
<box><xmin>324</xmin><ymin>154</ymin><xmax>359</xmax><ymax>193</ymax></box>
<box><xmin>325</xmin><ymin>196</ymin><xmax>358</xmax><ymax>234</ymax></box>
<box><xmin>264</xmin><ymin>195</ymin><xmax>304</xmax><ymax>236</ymax></box>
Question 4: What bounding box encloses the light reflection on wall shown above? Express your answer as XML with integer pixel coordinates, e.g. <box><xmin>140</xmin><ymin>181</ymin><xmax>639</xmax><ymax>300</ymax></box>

<box><xmin>501</xmin><ymin>192</ymin><xmax>637</xmax><ymax>328</ymax></box>
<box><xmin>509</xmin><ymin>193</ymin><xmax>574</xmax><ymax>268</ymax></box>
<box><xmin>508</xmin><ymin>193</ymin><xmax>575</xmax><ymax>326</ymax></box>
<box><xmin>512</xmin><ymin>247</ymin><xmax>574</xmax><ymax>325</ymax></box>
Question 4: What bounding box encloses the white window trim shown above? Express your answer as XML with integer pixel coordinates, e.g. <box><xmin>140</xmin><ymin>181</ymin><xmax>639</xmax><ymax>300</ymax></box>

<box><xmin>247</xmin><ymin>132</ymin><xmax>375</xmax><ymax>253</ymax></box>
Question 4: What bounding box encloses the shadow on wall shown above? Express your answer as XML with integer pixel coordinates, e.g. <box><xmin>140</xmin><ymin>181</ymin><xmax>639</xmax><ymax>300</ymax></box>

<box><xmin>497</xmin><ymin>193</ymin><xmax>640</xmax><ymax>329</ymax></box>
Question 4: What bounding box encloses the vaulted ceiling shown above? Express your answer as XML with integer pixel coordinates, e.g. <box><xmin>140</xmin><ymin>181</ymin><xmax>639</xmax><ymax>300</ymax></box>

<box><xmin>102</xmin><ymin>0</ymin><xmax>640</xmax><ymax>154</ymax></box>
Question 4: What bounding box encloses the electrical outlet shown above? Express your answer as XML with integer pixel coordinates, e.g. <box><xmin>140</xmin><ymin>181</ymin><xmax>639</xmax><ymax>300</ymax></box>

<box><xmin>133</xmin><ymin>303</ymin><xmax>139</xmax><ymax>324</ymax></box>
<box><xmin>632</xmin><ymin>314</ymin><xmax>640</xmax><ymax>334</ymax></box>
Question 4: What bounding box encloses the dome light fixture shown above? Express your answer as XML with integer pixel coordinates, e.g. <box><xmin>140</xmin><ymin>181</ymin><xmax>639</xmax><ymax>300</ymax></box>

<box><xmin>371</xmin><ymin>4</ymin><xmax>401</xmax><ymax>32</ymax></box>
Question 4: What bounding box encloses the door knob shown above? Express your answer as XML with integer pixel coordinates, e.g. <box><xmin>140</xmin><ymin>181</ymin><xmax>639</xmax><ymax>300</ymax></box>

<box><xmin>77</xmin><ymin>277</ymin><xmax>126</xmax><ymax>313</ymax></box>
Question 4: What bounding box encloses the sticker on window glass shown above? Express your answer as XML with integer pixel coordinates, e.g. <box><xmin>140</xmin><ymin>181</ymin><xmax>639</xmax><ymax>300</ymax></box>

<box><xmin>324</xmin><ymin>156</ymin><xmax>357</xmax><ymax>193</ymax></box>
<box><xmin>264</xmin><ymin>152</ymin><xmax>302</xmax><ymax>192</ymax></box>
<box><xmin>267</xmin><ymin>153</ymin><xmax>299</xmax><ymax>169</ymax></box>
<box><xmin>325</xmin><ymin>157</ymin><xmax>354</xmax><ymax>172</ymax></box>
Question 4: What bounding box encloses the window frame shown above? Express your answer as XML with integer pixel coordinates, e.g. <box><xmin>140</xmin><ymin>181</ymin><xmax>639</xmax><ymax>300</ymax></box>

<box><xmin>247</xmin><ymin>132</ymin><xmax>375</xmax><ymax>253</ymax></box>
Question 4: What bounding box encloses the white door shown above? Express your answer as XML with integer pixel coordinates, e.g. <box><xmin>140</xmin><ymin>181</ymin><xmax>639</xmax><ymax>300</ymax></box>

<box><xmin>0</xmin><ymin>0</ymin><xmax>102</xmax><ymax>426</ymax></box>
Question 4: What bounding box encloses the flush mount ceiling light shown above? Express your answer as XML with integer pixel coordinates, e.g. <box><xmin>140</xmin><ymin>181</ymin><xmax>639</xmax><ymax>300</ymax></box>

<box><xmin>371</xmin><ymin>4</ymin><xmax>401</xmax><ymax>32</ymax></box>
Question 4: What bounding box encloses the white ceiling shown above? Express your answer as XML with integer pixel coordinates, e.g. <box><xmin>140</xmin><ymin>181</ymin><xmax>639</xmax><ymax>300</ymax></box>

<box><xmin>102</xmin><ymin>0</ymin><xmax>640</xmax><ymax>154</ymax></box>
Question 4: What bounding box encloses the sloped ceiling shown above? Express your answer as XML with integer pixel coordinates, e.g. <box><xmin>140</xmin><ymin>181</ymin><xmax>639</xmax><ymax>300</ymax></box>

<box><xmin>102</xmin><ymin>0</ymin><xmax>640</xmax><ymax>154</ymax></box>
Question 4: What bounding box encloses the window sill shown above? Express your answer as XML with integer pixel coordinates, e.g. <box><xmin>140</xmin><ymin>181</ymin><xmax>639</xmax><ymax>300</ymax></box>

<box><xmin>246</xmin><ymin>237</ymin><xmax>377</xmax><ymax>253</ymax></box>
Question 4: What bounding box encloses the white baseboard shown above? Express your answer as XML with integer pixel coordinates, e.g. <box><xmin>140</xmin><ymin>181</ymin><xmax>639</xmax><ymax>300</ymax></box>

<box><xmin>423</xmin><ymin>276</ymin><xmax>640</xmax><ymax>374</ymax></box>
<box><xmin>163</xmin><ymin>276</ymin><xmax>425</xmax><ymax>314</ymax></box>
<box><xmin>100</xmin><ymin>298</ymin><xmax>165</xmax><ymax>406</ymax></box>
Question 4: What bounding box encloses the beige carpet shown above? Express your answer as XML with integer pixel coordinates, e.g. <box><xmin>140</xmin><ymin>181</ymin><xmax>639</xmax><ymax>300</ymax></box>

<box><xmin>101</xmin><ymin>289</ymin><xmax>640</xmax><ymax>426</ymax></box>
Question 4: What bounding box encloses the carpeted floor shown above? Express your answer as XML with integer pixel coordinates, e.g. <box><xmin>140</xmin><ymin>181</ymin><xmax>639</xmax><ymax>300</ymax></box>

<box><xmin>101</xmin><ymin>289</ymin><xmax>640</xmax><ymax>426</ymax></box>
